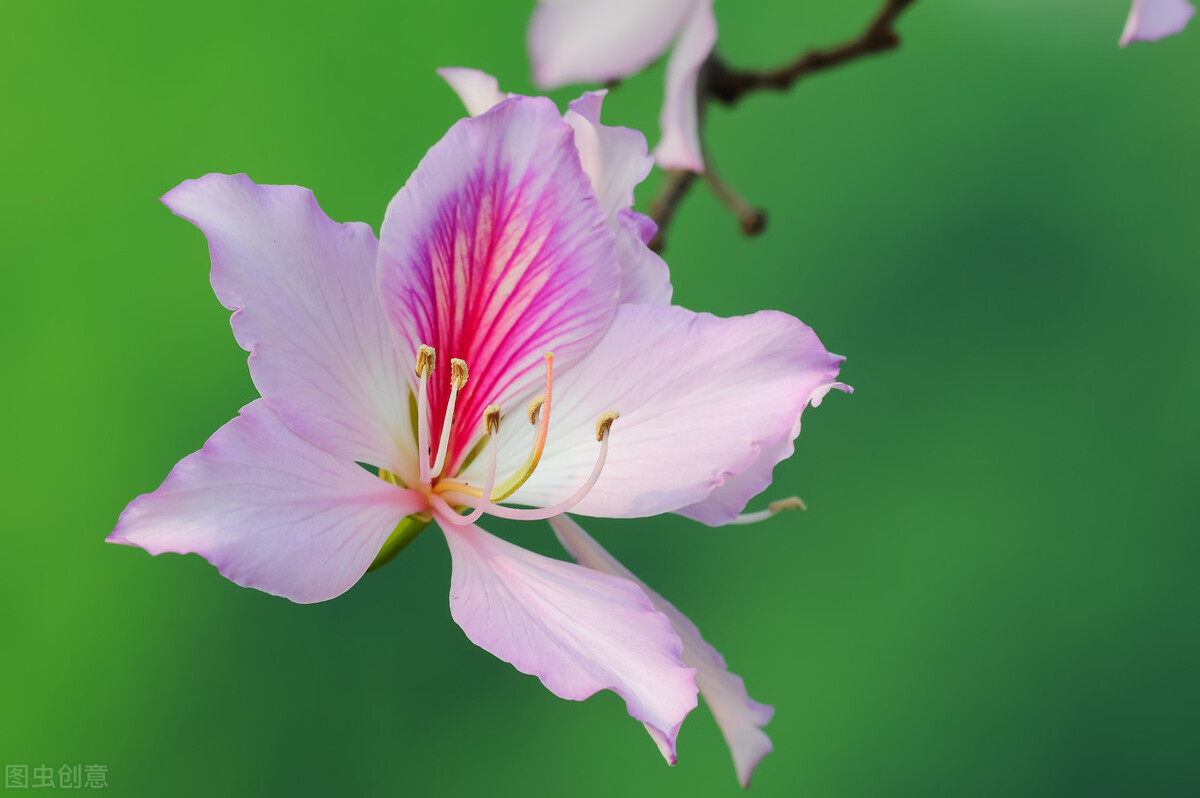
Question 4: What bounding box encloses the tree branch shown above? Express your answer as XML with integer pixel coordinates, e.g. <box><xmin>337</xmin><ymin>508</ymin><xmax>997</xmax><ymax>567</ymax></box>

<box><xmin>647</xmin><ymin>0</ymin><xmax>916</xmax><ymax>251</ymax></box>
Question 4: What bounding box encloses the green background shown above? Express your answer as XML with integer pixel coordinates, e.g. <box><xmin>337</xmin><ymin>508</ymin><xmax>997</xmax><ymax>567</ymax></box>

<box><xmin>2</xmin><ymin>1</ymin><xmax>1197</xmax><ymax>795</ymax></box>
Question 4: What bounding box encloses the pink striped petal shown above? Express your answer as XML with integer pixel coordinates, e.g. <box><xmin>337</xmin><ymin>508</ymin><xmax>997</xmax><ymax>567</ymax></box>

<box><xmin>550</xmin><ymin>514</ymin><xmax>774</xmax><ymax>787</ymax></box>
<box><xmin>1120</xmin><ymin>0</ymin><xmax>1195</xmax><ymax>45</ymax></box>
<box><xmin>162</xmin><ymin>174</ymin><xmax>416</xmax><ymax>480</ymax></box>
<box><xmin>653</xmin><ymin>0</ymin><xmax>716</xmax><ymax>172</ymax></box>
<box><xmin>440</xmin><ymin>520</ymin><xmax>697</xmax><ymax>761</ymax></box>
<box><xmin>379</xmin><ymin>97</ymin><xmax>620</xmax><ymax>474</ymax></box>
<box><xmin>469</xmin><ymin>304</ymin><xmax>844</xmax><ymax>523</ymax></box>
<box><xmin>529</xmin><ymin>0</ymin><xmax>697</xmax><ymax>89</ymax></box>
<box><xmin>109</xmin><ymin>401</ymin><xmax>427</xmax><ymax>604</ymax></box>
<box><xmin>437</xmin><ymin>67</ymin><xmax>508</xmax><ymax>117</ymax></box>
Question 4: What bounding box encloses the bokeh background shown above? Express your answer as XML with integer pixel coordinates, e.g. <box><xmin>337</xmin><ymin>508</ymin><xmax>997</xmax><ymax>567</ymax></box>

<box><xmin>3</xmin><ymin>1</ymin><xmax>1197</xmax><ymax>795</ymax></box>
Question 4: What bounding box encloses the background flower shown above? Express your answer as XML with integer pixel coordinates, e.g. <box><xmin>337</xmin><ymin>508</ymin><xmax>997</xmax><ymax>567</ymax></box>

<box><xmin>528</xmin><ymin>0</ymin><xmax>715</xmax><ymax>171</ymax></box>
<box><xmin>1121</xmin><ymin>0</ymin><xmax>1195</xmax><ymax>45</ymax></box>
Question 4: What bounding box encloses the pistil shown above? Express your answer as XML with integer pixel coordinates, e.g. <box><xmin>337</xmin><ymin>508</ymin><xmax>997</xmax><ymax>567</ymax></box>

<box><xmin>490</xmin><ymin>353</ymin><xmax>554</xmax><ymax>501</ymax></box>
<box><xmin>437</xmin><ymin>410</ymin><xmax>619</xmax><ymax>522</ymax></box>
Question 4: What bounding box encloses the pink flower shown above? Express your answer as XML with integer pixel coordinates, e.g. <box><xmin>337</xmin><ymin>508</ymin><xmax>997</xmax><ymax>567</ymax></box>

<box><xmin>111</xmin><ymin>77</ymin><xmax>847</xmax><ymax>783</ymax></box>
<box><xmin>1121</xmin><ymin>0</ymin><xmax>1195</xmax><ymax>45</ymax></box>
<box><xmin>528</xmin><ymin>0</ymin><xmax>715</xmax><ymax>173</ymax></box>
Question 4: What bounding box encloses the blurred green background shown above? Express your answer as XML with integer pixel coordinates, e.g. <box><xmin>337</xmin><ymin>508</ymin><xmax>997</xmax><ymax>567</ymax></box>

<box><xmin>2</xmin><ymin>1</ymin><xmax>1197</xmax><ymax>795</ymax></box>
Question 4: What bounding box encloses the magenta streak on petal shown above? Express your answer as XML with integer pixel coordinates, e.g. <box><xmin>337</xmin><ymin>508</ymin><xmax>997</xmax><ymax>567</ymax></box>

<box><xmin>379</xmin><ymin>98</ymin><xmax>620</xmax><ymax>475</ymax></box>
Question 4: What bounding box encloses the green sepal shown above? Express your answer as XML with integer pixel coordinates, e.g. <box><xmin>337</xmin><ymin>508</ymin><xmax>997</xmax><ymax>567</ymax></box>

<box><xmin>368</xmin><ymin>513</ymin><xmax>431</xmax><ymax>572</ymax></box>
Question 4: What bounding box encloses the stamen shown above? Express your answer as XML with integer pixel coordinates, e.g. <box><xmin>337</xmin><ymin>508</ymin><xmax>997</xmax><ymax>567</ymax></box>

<box><xmin>415</xmin><ymin>345</ymin><xmax>435</xmax><ymax>378</ymax></box>
<box><xmin>415</xmin><ymin>345</ymin><xmax>435</xmax><ymax>487</ymax></box>
<box><xmin>438</xmin><ymin>409</ymin><xmax>618</xmax><ymax>522</ymax></box>
<box><xmin>490</xmin><ymin>353</ymin><xmax>554</xmax><ymax>502</ymax></box>
<box><xmin>728</xmin><ymin>495</ymin><xmax>807</xmax><ymax>525</ymax></box>
<box><xmin>436</xmin><ymin>405</ymin><xmax>502</xmax><ymax>527</ymax></box>
<box><xmin>430</xmin><ymin>357</ymin><xmax>469</xmax><ymax>480</ymax></box>
<box><xmin>595</xmin><ymin>411</ymin><xmax>620</xmax><ymax>441</ymax></box>
<box><xmin>527</xmin><ymin>396</ymin><xmax>545</xmax><ymax>426</ymax></box>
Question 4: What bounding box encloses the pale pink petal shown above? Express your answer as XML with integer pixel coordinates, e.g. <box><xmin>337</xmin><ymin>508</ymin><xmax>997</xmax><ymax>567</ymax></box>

<box><xmin>564</xmin><ymin>91</ymin><xmax>653</xmax><ymax>220</ymax></box>
<box><xmin>162</xmin><ymin>174</ymin><xmax>416</xmax><ymax>480</ymax></box>
<box><xmin>1120</xmin><ymin>0</ymin><xmax>1195</xmax><ymax>45</ymax></box>
<box><xmin>550</xmin><ymin>514</ymin><xmax>773</xmax><ymax>787</ymax></box>
<box><xmin>439</xmin><ymin>519</ymin><xmax>697</xmax><ymax>761</ymax></box>
<box><xmin>653</xmin><ymin>0</ymin><xmax>716</xmax><ymax>172</ymax></box>
<box><xmin>678</xmin><ymin>379</ymin><xmax>851</xmax><ymax>525</ymax></box>
<box><xmin>529</xmin><ymin>0</ymin><xmax>697</xmax><ymax>89</ymax></box>
<box><xmin>612</xmin><ymin>210</ymin><xmax>673</xmax><ymax>305</ymax></box>
<box><xmin>564</xmin><ymin>91</ymin><xmax>672</xmax><ymax>304</ymax></box>
<box><xmin>467</xmin><ymin>304</ymin><xmax>844</xmax><ymax>523</ymax></box>
<box><xmin>437</xmin><ymin>67</ymin><xmax>508</xmax><ymax>117</ymax></box>
<box><xmin>109</xmin><ymin>401</ymin><xmax>427</xmax><ymax>604</ymax></box>
<box><xmin>378</xmin><ymin>97</ymin><xmax>620</xmax><ymax>474</ymax></box>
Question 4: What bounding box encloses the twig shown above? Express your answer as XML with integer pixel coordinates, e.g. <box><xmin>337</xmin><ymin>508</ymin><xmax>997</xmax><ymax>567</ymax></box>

<box><xmin>648</xmin><ymin>170</ymin><xmax>696</xmax><ymax>253</ymax></box>
<box><xmin>647</xmin><ymin>0</ymin><xmax>916</xmax><ymax>251</ymax></box>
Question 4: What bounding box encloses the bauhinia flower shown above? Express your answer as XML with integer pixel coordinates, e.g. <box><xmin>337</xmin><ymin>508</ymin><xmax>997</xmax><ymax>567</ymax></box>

<box><xmin>528</xmin><ymin>0</ymin><xmax>715</xmax><ymax>173</ymax></box>
<box><xmin>110</xmin><ymin>72</ymin><xmax>848</xmax><ymax>786</ymax></box>
<box><xmin>1121</xmin><ymin>0</ymin><xmax>1195</xmax><ymax>45</ymax></box>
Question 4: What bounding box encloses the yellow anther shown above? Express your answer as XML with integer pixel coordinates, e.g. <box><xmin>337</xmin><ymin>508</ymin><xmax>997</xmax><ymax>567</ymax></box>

<box><xmin>595</xmin><ymin>411</ymin><xmax>620</xmax><ymax>441</ymax></box>
<box><xmin>415</xmin><ymin>344</ymin><xmax>436</xmax><ymax>378</ymax></box>
<box><xmin>769</xmin><ymin>496</ymin><xmax>807</xmax><ymax>513</ymax></box>
<box><xmin>450</xmin><ymin>358</ymin><xmax>469</xmax><ymax>391</ymax></box>
<box><xmin>527</xmin><ymin>396</ymin><xmax>546</xmax><ymax>426</ymax></box>
<box><xmin>483</xmin><ymin>405</ymin><xmax>502</xmax><ymax>437</ymax></box>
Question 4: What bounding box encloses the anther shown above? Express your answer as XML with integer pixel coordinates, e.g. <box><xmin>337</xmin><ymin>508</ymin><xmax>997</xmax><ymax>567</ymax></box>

<box><xmin>451</xmin><ymin>358</ymin><xmax>469</xmax><ymax>391</ymax></box>
<box><xmin>415</xmin><ymin>344</ymin><xmax>436</xmax><ymax>378</ymax></box>
<box><xmin>527</xmin><ymin>396</ymin><xmax>545</xmax><ymax>426</ymax></box>
<box><xmin>769</xmin><ymin>496</ymin><xmax>807</xmax><ymax>512</ymax></box>
<box><xmin>595</xmin><ymin>411</ymin><xmax>620</xmax><ymax>442</ymax></box>
<box><xmin>484</xmin><ymin>404</ymin><xmax>502</xmax><ymax>437</ymax></box>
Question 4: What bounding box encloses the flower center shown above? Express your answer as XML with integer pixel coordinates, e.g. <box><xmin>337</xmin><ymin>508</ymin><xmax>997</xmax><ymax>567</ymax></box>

<box><xmin>410</xmin><ymin>344</ymin><xmax>619</xmax><ymax>527</ymax></box>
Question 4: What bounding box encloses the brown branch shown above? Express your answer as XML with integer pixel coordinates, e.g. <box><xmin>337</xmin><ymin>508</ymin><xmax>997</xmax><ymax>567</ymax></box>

<box><xmin>647</xmin><ymin>0</ymin><xmax>916</xmax><ymax>251</ymax></box>
<box><xmin>648</xmin><ymin>170</ymin><xmax>696</xmax><ymax>253</ymax></box>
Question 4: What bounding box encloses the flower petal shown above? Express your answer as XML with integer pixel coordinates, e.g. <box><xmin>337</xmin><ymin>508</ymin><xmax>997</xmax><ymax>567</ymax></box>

<box><xmin>437</xmin><ymin>67</ymin><xmax>508</xmax><ymax>117</ymax></box>
<box><xmin>162</xmin><ymin>174</ymin><xmax>416</xmax><ymax>479</ymax></box>
<box><xmin>439</xmin><ymin>518</ymin><xmax>697</xmax><ymax>761</ymax></box>
<box><xmin>109</xmin><ymin>401</ymin><xmax>427</xmax><ymax>603</ymax></box>
<box><xmin>563</xmin><ymin>91</ymin><xmax>652</xmax><ymax>220</ymax></box>
<box><xmin>653</xmin><ymin>0</ymin><xmax>716</xmax><ymax>172</ymax></box>
<box><xmin>528</xmin><ymin>0</ymin><xmax>697</xmax><ymax>89</ymax></box>
<box><xmin>378</xmin><ymin>96</ymin><xmax>620</xmax><ymax>473</ymax></box>
<box><xmin>550</xmin><ymin>514</ymin><xmax>773</xmax><ymax>787</ymax></box>
<box><xmin>564</xmin><ymin>92</ymin><xmax>673</xmax><ymax>305</ymax></box>
<box><xmin>1120</xmin><ymin>0</ymin><xmax>1195</xmax><ymax>45</ymax></box>
<box><xmin>469</xmin><ymin>304</ymin><xmax>844</xmax><ymax>523</ymax></box>
<box><xmin>678</xmin><ymin>379</ymin><xmax>852</xmax><ymax>525</ymax></box>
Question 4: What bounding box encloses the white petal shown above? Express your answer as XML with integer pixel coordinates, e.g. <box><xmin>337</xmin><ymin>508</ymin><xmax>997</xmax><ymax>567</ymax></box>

<box><xmin>162</xmin><ymin>174</ymin><xmax>416</xmax><ymax>478</ymax></box>
<box><xmin>550</xmin><ymin>514</ymin><xmax>774</xmax><ymax>787</ymax></box>
<box><xmin>110</xmin><ymin>401</ymin><xmax>427</xmax><ymax>603</ymax></box>
<box><xmin>529</xmin><ymin>0</ymin><xmax>698</xmax><ymax>88</ymax></box>
<box><xmin>653</xmin><ymin>0</ymin><xmax>716</xmax><ymax>172</ymax></box>
<box><xmin>437</xmin><ymin>67</ymin><xmax>509</xmax><ymax>117</ymax></box>
<box><xmin>439</xmin><ymin>518</ymin><xmax>697</xmax><ymax>761</ymax></box>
